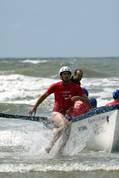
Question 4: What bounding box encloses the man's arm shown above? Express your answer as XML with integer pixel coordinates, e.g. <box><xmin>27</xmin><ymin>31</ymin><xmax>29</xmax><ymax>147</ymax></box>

<box><xmin>29</xmin><ymin>91</ymin><xmax>50</xmax><ymax>116</ymax></box>
<box><xmin>71</xmin><ymin>95</ymin><xmax>89</xmax><ymax>103</ymax></box>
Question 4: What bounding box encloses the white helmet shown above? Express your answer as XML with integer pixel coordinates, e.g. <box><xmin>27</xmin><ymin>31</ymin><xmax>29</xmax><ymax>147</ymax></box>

<box><xmin>59</xmin><ymin>66</ymin><xmax>72</xmax><ymax>76</ymax></box>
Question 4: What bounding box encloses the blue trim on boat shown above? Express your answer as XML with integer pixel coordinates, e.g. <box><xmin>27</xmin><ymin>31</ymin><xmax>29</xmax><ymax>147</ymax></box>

<box><xmin>72</xmin><ymin>104</ymin><xmax>119</xmax><ymax>122</ymax></box>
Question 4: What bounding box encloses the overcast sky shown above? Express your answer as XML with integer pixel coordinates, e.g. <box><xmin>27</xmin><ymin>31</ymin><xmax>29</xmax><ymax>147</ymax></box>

<box><xmin>0</xmin><ymin>0</ymin><xmax>119</xmax><ymax>58</ymax></box>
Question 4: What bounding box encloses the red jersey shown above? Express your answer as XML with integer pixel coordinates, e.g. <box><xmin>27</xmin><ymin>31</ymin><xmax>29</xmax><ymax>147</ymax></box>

<box><xmin>106</xmin><ymin>100</ymin><xmax>119</xmax><ymax>106</ymax></box>
<box><xmin>47</xmin><ymin>81</ymin><xmax>83</xmax><ymax>114</ymax></box>
<box><xmin>67</xmin><ymin>100</ymin><xmax>90</xmax><ymax>117</ymax></box>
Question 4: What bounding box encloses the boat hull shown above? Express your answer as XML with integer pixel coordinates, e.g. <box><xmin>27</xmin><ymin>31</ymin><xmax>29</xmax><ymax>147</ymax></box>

<box><xmin>64</xmin><ymin>104</ymin><xmax>119</xmax><ymax>154</ymax></box>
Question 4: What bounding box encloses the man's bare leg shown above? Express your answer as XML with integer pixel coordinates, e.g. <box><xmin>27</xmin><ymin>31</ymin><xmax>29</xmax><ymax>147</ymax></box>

<box><xmin>57</xmin><ymin>122</ymin><xmax>72</xmax><ymax>154</ymax></box>
<box><xmin>45</xmin><ymin>112</ymin><xmax>69</xmax><ymax>153</ymax></box>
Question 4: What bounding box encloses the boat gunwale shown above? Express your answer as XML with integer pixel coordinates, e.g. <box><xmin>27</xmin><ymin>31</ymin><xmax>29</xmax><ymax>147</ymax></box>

<box><xmin>72</xmin><ymin>104</ymin><xmax>119</xmax><ymax>123</ymax></box>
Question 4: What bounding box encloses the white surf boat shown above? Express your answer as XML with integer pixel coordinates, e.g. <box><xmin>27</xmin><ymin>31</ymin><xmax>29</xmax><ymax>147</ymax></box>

<box><xmin>63</xmin><ymin>104</ymin><xmax>119</xmax><ymax>153</ymax></box>
<box><xmin>0</xmin><ymin>104</ymin><xmax>119</xmax><ymax>153</ymax></box>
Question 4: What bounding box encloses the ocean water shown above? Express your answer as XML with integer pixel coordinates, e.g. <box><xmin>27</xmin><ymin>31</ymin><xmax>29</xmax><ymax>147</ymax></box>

<box><xmin>0</xmin><ymin>57</ymin><xmax>119</xmax><ymax>178</ymax></box>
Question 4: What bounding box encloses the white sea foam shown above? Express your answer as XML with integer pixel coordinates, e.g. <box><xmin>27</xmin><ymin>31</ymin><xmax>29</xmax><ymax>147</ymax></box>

<box><xmin>0</xmin><ymin>118</ymin><xmax>52</xmax><ymax>155</ymax></box>
<box><xmin>0</xmin><ymin>118</ymin><xmax>119</xmax><ymax>173</ymax></box>
<box><xmin>22</xmin><ymin>59</ymin><xmax>48</xmax><ymax>64</ymax></box>
<box><xmin>0</xmin><ymin>74</ymin><xmax>57</xmax><ymax>104</ymax></box>
<box><xmin>0</xmin><ymin>74</ymin><xmax>119</xmax><ymax>106</ymax></box>
<box><xmin>0</xmin><ymin>160</ymin><xmax>119</xmax><ymax>173</ymax></box>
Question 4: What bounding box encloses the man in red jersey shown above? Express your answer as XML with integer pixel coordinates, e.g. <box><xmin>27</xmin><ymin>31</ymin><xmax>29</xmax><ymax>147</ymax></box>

<box><xmin>106</xmin><ymin>89</ymin><xmax>119</xmax><ymax>106</ymax></box>
<box><xmin>67</xmin><ymin>88</ymin><xmax>91</xmax><ymax>117</ymax></box>
<box><xmin>29</xmin><ymin>66</ymin><xmax>88</xmax><ymax>153</ymax></box>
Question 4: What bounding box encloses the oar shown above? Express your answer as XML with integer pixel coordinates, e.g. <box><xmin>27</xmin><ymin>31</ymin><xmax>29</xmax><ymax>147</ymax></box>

<box><xmin>0</xmin><ymin>112</ymin><xmax>47</xmax><ymax>122</ymax></box>
<box><xmin>0</xmin><ymin>112</ymin><xmax>55</xmax><ymax>129</ymax></box>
